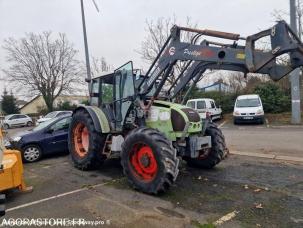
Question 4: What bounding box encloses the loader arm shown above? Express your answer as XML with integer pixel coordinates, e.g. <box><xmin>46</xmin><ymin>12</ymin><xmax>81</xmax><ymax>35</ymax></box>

<box><xmin>138</xmin><ymin>20</ymin><xmax>303</xmax><ymax>101</ymax></box>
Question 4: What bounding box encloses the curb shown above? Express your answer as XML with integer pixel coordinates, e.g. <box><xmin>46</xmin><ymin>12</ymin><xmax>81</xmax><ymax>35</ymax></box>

<box><xmin>230</xmin><ymin>151</ymin><xmax>303</xmax><ymax>163</ymax></box>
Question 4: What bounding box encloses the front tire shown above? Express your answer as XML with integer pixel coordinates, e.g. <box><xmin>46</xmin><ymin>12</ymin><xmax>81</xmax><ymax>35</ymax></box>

<box><xmin>186</xmin><ymin>122</ymin><xmax>226</xmax><ymax>169</ymax></box>
<box><xmin>121</xmin><ymin>127</ymin><xmax>179</xmax><ymax>194</ymax></box>
<box><xmin>22</xmin><ymin>144</ymin><xmax>42</xmax><ymax>163</ymax></box>
<box><xmin>27</xmin><ymin>121</ymin><xmax>33</xmax><ymax>127</ymax></box>
<box><xmin>3</xmin><ymin>124</ymin><xmax>9</xmax><ymax>130</ymax></box>
<box><xmin>69</xmin><ymin>110</ymin><xmax>107</xmax><ymax>170</ymax></box>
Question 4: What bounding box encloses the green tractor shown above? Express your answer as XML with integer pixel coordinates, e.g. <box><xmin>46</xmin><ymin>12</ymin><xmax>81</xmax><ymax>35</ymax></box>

<box><xmin>69</xmin><ymin>21</ymin><xmax>303</xmax><ymax>194</ymax></box>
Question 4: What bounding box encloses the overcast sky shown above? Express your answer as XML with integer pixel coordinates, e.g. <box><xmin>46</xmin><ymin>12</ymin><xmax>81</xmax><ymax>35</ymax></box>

<box><xmin>0</xmin><ymin>0</ymin><xmax>289</xmax><ymax>99</ymax></box>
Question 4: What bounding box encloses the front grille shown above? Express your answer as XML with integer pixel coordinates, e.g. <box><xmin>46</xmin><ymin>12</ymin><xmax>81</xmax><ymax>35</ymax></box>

<box><xmin>181</xmin><ymin>108</ymin><xmax>200</xmax><ymax>122</ymax></box>
<box><xmin>171</xmin><ymin>109</ymin><xmax>186</xmax><ymax>131</ymax></box>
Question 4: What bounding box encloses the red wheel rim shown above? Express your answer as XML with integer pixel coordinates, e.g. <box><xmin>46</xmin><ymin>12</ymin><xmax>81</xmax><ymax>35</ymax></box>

<box><xmin>73</xmin><ymin>123</ymin><xmax>89</xmax><ymax>158</ymax></box>
<box><xmin>130</xmin><ymin>143</ymin><xmax>158</xmax><ymax>182</ymax></box>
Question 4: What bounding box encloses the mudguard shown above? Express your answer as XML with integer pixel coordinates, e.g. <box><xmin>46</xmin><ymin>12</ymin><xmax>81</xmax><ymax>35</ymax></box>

<box><xmin>73</xmin><ymin>106</ymin><xmax>110</xmax><ymax>133</ymax></box>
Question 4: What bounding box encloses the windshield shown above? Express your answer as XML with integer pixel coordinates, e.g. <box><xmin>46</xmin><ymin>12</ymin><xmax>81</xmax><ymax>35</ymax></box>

<box><xmin>236</xmin><ymin>98</ymin><xmax>261</xmax><ymax>108</ymax></box>
<box><xmin>32</xmin><ymin>118</ymin><xmax>58</xmax><ymax>131</ymax></box>
<box><xmin>44</xmin><ymin>112</ymin><xmax>58</xmax><ymax>118</ymax></box>
<box><xmin>5</xmin><ymin>115</ymin><xmax>13</xmax><ymax>120</ymax></box>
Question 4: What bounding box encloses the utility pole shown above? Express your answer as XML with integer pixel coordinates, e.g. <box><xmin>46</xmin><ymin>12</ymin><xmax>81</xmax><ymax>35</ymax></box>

<box><xmin>290</xmin><ymin>0</ymin><xmax>302</xmax><ymax>124</ymax></box>
<box><xmin>80</xmin><ymin>0</ymin><xmax>92</xmax><ymax>93</ymax></box>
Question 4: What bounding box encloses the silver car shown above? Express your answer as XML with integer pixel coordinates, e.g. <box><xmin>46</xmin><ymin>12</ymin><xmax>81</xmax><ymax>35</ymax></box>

<box><xmin>3</xmin><ymin>114</ymin><xmax>33</xmax><ymax>129</ymax></box>
<box><xmin>36</xmin><ymin>111</ymin><xmax>73</xmax><ymax>125</ymax></box>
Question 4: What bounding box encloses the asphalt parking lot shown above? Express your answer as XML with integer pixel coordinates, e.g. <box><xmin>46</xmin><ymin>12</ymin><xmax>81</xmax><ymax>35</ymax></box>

<box><xmin>2</xmin><ymin>123</ymin><xmax>303</xmax><ymax>228</ymax></box>
<box><xmin>218</xmin><ymin>119</ymin><xmax>303</xmax><ymax>158</ymax></box>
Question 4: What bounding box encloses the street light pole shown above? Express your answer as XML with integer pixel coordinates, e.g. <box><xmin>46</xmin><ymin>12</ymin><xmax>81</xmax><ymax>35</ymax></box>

<box><xmin>289</xmin><ymin>0</ymin><xmax>302</xmax><ymax>124</ymax></box>
<box><xmin>80</xmin><ymin>0</ymin><xmax>92</xmax><ymax>93</ymax></box>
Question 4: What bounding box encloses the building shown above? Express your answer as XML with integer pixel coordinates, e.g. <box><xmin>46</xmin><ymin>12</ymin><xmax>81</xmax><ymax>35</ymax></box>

<box><xmin>19</xmin><ymin>95</ymin><xmax>88</xmax><ymax>115</ymax></box>
<box><xmin>200</xmin><ymin>81</ymin><xmax>231</xmax><ymax>93</ymax></box>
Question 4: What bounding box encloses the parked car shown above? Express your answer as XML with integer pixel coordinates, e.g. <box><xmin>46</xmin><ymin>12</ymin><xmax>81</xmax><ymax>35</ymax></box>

<box><xmin>36</xmin><ymin>111</ymin><xmax>72</xmax><ymax>125</ymax></box>
<box><xmin>3</xmin><ymin>114</ymin><xmax>33</xmax><ymax>129</ymax></box>
<box><xmin>233</xmin><ymin>94</ymin><xmax>264</xmax><ymax>124</ymax></box>
<box><xmin>9</xmin><ymin>114</ymin><xmax>72</xmax><ymax>163</ymax></box>
<box><xmin>186</xmin><ymin>98</ymin><xmax>222</xmax><ymax>120</ymax></box>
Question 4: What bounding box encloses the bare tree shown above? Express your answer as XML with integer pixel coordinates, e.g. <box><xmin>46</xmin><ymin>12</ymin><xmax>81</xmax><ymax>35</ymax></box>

<box><xmin>137</xmin><ymin>16</ymin><xmax>198</xmax><ymax>85</ymax></box>
<box><xmin>90</xmin><ymin>56</ymin><xmax>113</xmax><ymax>77</ymax></box>
<box><xmin>3</xmin><ymin>32</ymin><xmax>83</xmax><ymax>111</ymax></box>
<box><xmin>272</xmin><ymin>0</ymin><xmax>303</xmax><ymax>38</ymax></box>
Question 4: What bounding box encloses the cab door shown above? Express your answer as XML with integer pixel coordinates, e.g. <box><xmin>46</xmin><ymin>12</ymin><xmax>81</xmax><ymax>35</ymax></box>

<box><xmin>113</xmin><ymin>62</ymin><xmax>135</xmax><ymax>131</ymax></box>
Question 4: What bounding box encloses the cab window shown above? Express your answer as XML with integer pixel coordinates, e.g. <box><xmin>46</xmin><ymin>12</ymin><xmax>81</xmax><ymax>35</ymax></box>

<box><xmin>101</xmin><ymin>82</ymin><xmax>114</xmax><ymax>103</ymax></box>
<box><xmin>91</xmin><ymin>79</ymin><xmax>100</xmax><ymax>106</ymax></box>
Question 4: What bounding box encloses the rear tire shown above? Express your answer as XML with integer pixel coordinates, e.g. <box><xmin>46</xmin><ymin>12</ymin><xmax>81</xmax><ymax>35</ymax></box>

<box><xmin>121</xmin><ymin>127</ymin><xmax>179</xmax><ymax>194</ymax></box>
<box><xmin>69</xmin><ymin>110</ymin><xmax>107</xmax><ymax>170</ymax></box>
<box><xmin>186</xmin><ymin>122</ymin><xmax>226</xmax><ymax>169</ymax></box>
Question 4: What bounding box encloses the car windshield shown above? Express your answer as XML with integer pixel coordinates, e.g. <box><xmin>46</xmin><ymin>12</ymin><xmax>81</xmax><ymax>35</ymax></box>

<box><xmin>44</xmin><ymin>112</ymin><xmax>58</xmax><ymax>118</ymax></box>
<box><xmin>236</xmin><ymin>98</ymin><xmax>261</xmax><ymax>107</ymax></box>
<box><xmin>4</xmin><ymin>115</ymin><xmax>13</xmax><ymax>120</ymax></box>
<box><xmin>32</xmin><ymin>118</ymin><xmax>58</xmax><ymax>131</ymax></box>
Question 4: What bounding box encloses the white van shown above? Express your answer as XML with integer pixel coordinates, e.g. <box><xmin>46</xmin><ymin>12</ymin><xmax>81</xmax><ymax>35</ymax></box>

<box><xmin>186</xmin><ymin>98</ymin><xmax>222</xmax><ymax>120</ymax></box>
<box><xmin>233</xmin><ymin>94</ymin><xmax>264</xmax><ymax>124</ymax></box>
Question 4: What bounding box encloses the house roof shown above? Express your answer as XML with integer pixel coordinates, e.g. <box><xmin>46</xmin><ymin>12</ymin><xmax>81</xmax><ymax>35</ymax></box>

<box><xmin>19</xmin><ymin>95</ymin><xmax>89</xmax><ymax>111</ymax></box>
<box><xmin>18</xmin><ymin>95</ymin><xmax>41</xmax><ymax>110</ymax></box>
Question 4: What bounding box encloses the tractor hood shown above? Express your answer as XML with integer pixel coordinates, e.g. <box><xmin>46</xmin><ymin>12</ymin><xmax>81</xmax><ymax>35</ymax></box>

<box><xmin>146</xmin><ymin>100</ymin><xmax>202</xmax><ymax>141</ymax></box>
<box><xmin>153</xmin><ymin>100</ymin><xmax>201</xmax><ymax>123</ymax></box>
<box><xmin>153</xmin><ymin>100</ymin><xmax>189</xmax><ymax>110</ymax></box>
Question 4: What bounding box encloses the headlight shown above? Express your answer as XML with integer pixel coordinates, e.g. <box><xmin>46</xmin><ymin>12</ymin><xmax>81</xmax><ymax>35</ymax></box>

<box><xmin>4</xmin><ymin>140</ymin><xmax>11</xmax><ymax>147</ymax></box>
<box><xmin>13</xmin><ymin>136</ymin><xmax>22</xmax><ymax>142</ymax></box>
<box><xmin>233</xmin><ymin>111</ymin><xmax>240</xmax><ymax>116</ymax></box>
<box><xmin>256</xmin><ymin>109</ymin><xmax>264</xmax><ymax>115</ymax></box>
<box><xmin>159</xmin><ymin>111</ymin><xmax>170</xmax><ymax>121</ymax></box>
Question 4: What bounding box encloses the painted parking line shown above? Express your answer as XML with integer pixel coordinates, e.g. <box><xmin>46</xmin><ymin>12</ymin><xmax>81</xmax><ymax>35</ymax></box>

<box><xmin>230</xmin><ymin>151</ymin><xmax>303</xmax><ymax>163</ymax></box>
<box><xmin>6</xmin><ymin>182</ymin><xmax>110</xmax><ymax>212</ymax></box>
<box><xmin>218</xmin><ymin>120</ymin><xmax>227</xmax><ymax>128</ymax></box>
<box><xmin>265</xmin><ymin>118</ymin><xmax>270</xmax><ymax>128</ymax></box>
<box><xmin>214</xmin><ymin>210</ymin><xmax>238</xmax><ymax>226</ymax></box>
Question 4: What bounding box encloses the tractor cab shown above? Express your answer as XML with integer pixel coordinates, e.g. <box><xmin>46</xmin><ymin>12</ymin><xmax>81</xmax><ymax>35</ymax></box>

<box><xmin>90</xmin><ymin>62</ymin><xmax>135</xmax><ymax>131</ymax></box>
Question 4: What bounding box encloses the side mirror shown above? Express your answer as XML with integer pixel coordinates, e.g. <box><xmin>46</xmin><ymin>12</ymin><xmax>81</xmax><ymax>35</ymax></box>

<box><xmin>45</xmin><ymin>128</ymin><xmax>54</xmax><ymax>134</ymax></box>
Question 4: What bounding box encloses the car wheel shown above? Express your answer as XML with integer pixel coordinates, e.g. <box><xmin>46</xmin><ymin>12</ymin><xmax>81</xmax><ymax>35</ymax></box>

<box><xmin>27</xmin><ymin>121</ymin><xmax>33</xmax><ymax>127</ymax></box>
<box><xmin>233</xmin><ymin>119</ymin><xmax>238</xmax><ymax>125</ymax></box>
<box><xmin>3</xmin><ymin>124</ymin><xmax>9</xmax><ymax>130</ymax></box>
<box><xmin>22</xmin><ymin>145</ymin><xmax>42</xmax><ymax>163</ymax></box>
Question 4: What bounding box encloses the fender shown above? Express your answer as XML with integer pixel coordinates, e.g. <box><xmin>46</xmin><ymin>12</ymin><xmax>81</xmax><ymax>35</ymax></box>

<box><xmin>201</xmin><ymin>117</ymin><xmax>211</xmax><ymax>135</ymax></box>
<box><xmin>73</xmin><ymin>106</ymin><xmax>110</xmax><ymax>133</ymax></box>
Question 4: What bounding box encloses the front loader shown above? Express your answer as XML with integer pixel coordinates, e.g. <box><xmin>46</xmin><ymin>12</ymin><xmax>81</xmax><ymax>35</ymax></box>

<box><xmin>69</xmin><ymin>20</ymin><xmax>303</xmax><ymax>194</ymax></box>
